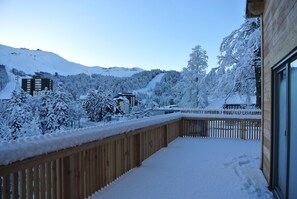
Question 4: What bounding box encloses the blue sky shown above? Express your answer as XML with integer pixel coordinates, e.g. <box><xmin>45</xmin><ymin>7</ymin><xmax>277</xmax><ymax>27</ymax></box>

<box><xmin>0</xmin><ymin>0</ymin><xmax>246</xmax><ymax>71</ymax></box>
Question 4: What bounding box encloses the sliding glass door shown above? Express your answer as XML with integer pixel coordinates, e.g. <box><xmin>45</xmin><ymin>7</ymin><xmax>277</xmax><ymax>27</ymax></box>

<box><xmin>273</xmin><ymin>56</ymin><xmax>297</xmax><ymax>199</ymax></box>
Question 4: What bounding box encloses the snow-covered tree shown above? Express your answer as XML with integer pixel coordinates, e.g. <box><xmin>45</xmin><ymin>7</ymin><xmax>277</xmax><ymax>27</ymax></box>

<box><xmin>38</xmin><ymin>82</ymin><xmax>76</xmax><ymax>133</ymax></box>
<box><xmin>49</xmin><ymin>82</ymin><xmax>73</xmax><ymax>131</ymax></box>
<box><xmin>85</xmin><ymin>89</ymin><xmax>115</xmax><ymax>122</ymax></box>
<box><xmin>6</xmin><ymin>90</ymin><xmax>41</xmax><ymax>139</ymax></box>
<box><xmin>175</xmin><ymin>45</ymin><xmax>209</xmax><ymax>108</ymax></box>
<box><xmin>217</xmin><ymin>18</ymin><xmax>261</xmax><ymax>107</ymax></box>
<box><xmin>38</xmin><ymin>88</ymin><xmax>54</xmax><ymax>133</ymax></box>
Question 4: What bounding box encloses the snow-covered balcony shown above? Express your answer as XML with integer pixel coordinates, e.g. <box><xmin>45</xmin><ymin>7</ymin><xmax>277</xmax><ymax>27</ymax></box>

<box><xmin>0</xmin><ymin>111</ymin><xmax>271</xmax><ymax>199</ymax></box>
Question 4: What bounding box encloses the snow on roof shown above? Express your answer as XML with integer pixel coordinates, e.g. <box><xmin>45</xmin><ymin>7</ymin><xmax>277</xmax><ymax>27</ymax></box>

<box><xmin>114</xmin><ymin>96</ymin><xmax>130</xmax><ymax>103</ymax></box>
<box><xmin>225</xmin><ymin>95</ymin><xmax>256</xmax><ymax>104</ymax></box>
<box><xmin>79</xmin><ymin>95</ymin><xmax>87</xmax><ymax>100</ymax></box>
<box><xmin>206</xmin><ymin>95</ymin><xmax>256</xmax><ymax>109</ymax></box>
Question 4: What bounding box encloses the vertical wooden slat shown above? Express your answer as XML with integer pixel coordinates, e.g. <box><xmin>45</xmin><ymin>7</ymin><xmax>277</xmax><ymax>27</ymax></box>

<box><xmin>34</xmin><ymin>166</ymin><xmax>40</xmax><ymax>199</ymax></box>
<box><xmin>3</xmin><ymin>175</ymin><xmax>10</xmax><ymax>199</ymax></box>
<box><xmin>40</xmin><ymin>164</ymin><xmax>45</xmax><ymax>199</ymax></box>
<box><xmin>115</xmin><ymin>140</ymin><xmax>121</xmax><ymax>177</ymax></box>
<box><xmin>46</xmin><ymin>162</ymin><xmax>51</xmax><ymax>199</ymax></box>
<box><xmin>27</xmin><ymin>168</ymin><xmax>33</xmax><ymax>199</ymax></box>
<box><xmin>92</xmin><ymin>148</ymin><xmax>96</xmax><ymax>194</ymax></box>
<box><xmin>79</xmin><ymin>152</ymin><xmax>84</xmax><ymax>199</ymax></box>
<box><xmin>51</xmin><ymin>160</ymin><xmax>57</xmax><ymax>199</ymax></box>
<box><xmin>0</xmin><ymin>176</ymin><xmax>2</xmax><ymax>199</ymax></box>
<box><xmin>20</xmin><ymin>170</ymin><xmax>26</xmax><ymax>199</ymax></box>
<box><xmin>12</xmin><ymin>172</ymin><xmax>18</xmax><ymax>199</ymax></box>
<box><xmin>180</xmin><ymin>119</ymin><xmax>184</xmax><ymax>137</ymax></box>
<box><xmin>60</xmin><ymin>158</ymin><xmax>64</xmax><ymax>199</ymax></box>
<box><xmin>56</xmin><ymin>159</ymin><xmax>61</xmax><ymax>199</ymax></box>
<box><xmin>134</xmin><ymin>134</ymin><xmax>141</xmax><ymax>167</ymax></box>
<box><xmin>94</xmin><ymin>147</ymin><xmax>99</xmax><ymax>192</ymax></box>
<box><xmin>98</xmin><ymin>146</ymin><xmax>103</xmax><ymax>190</ymax></box>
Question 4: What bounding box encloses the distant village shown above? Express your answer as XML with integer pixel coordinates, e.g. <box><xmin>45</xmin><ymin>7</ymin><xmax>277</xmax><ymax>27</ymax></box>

<box><xmin>21</xmin><ymin>75</ymin><xmax>140</xmax><ymax>116</ymax></box>
<box><xmin>19</xmin><ymin>75</ymin><xmax>256</xmax><ymax>119</ymax></box>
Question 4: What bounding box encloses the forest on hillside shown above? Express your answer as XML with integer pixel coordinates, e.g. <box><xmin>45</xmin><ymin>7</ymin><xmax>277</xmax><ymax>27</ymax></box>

<box><xmin>0</xmin><ymin>18</ymin><xmax>261</xmax><ymax>141</ymax></box>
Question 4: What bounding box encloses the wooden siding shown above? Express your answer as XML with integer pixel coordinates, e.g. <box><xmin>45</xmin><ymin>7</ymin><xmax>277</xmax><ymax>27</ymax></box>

<box><xmin>261</xmin><ymin>0</ymin><xmax>297</xmax><ymax>185</ymax></box>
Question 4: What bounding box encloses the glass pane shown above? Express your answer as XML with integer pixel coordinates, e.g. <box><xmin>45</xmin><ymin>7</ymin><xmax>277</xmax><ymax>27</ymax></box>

<box><xmin>277</xmin><ymin>69</ymin><xmax>287</xmax><ymax>197</ymax></box>
<box><xmin>289</xmin><ymin>59</ymin><xmax>297</xmax><ymax>199</ymax></box>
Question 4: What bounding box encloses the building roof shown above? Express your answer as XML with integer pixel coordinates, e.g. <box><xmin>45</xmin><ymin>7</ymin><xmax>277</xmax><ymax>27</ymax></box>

<box><xmin>246</xmin><ymin>0</ymin><xmax>264</xmax><ymax>18</ymax></box>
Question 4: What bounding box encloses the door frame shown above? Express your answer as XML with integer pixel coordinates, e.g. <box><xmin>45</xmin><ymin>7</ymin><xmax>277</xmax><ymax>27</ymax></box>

<box><xmin>272</xmin><ymin>49</ymin><xmax>297</xmax><ymax>199</ymax></box>
<box><xmin>272</xmin><ymin>65</ymin><xmax>288</xmax><ymax>199</ymax></box>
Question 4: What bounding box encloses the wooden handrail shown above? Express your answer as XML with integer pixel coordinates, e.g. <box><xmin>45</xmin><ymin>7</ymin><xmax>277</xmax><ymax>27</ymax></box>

<box><xmin>0</xmin><ymin>115</ymin><xmax>261</xmax><ymax>199</ymax></box>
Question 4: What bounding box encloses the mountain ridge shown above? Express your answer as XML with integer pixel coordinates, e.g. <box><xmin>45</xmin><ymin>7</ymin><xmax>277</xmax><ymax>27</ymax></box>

<box><xmin>0</xmin><ymin>44</ymin><xmax>143</xmax><ymax>77</ymax></box>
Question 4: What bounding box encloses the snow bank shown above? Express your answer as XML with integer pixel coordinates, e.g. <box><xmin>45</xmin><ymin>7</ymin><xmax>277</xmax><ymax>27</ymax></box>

<box><xmin>0</xmin><ymin>113</ymin><xmax>182</xmax><ymax>165</ymax></box>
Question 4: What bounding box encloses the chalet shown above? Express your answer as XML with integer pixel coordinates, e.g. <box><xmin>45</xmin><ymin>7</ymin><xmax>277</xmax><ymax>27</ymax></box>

<box><xmin>113</xmin><ymin>92</ymin><xmax>138</xmax><ymax>114</ymax></box>
<box><xmin>21</xmin><ymin>76</ymin><xmax>53</xmax><ymax>96</ymax></box>
<box><xmin>79</xmin><ymin>95</ymin><xmax>87</xmax><ymax>109</ymax></box>
<box><xmin>222</xmin><ymin>95</ymin><xmax>256</xmax><ymax>109</ymax></box>
<box><xmin>246</xmin><ymin>0</ymin><xmax>297</xmax><ymax>198</ymax></box>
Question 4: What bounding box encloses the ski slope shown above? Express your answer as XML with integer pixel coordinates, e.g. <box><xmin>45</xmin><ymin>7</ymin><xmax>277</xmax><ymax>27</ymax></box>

<box><xmin>0</xmin><ymin>71</ymin><xmax>19</xmax><ymax>99</ymax></box>
<box><xmin>135</xmin><ymin>73</ymin><xmax>165</xmax><ymax>96</ymax></box>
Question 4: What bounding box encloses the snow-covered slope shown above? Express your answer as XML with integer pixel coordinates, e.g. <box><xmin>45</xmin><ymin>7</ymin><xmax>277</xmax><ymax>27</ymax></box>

<box><xmin>135</xmin><ymin>73</ymin><xmax>165</xmax><ymax>96</ymax></box>
<box><xmin>0</xmin><ymin>44</ymin><xmax>143</xmax><ymax>77</ymax></box>
<box><xmin>0</xmin><ymin>70</ymin><xmax>19</xmax><ymax>99</ymax></box>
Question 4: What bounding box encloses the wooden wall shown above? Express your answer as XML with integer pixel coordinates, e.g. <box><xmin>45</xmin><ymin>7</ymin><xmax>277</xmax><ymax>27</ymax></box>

<box><xmin>261</xmin><ymin>0</ymin><xmax>297</xmax><ymax>185</ymax></box>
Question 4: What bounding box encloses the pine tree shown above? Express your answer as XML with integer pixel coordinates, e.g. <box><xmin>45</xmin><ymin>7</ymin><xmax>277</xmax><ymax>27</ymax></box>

<box><xmin>85</xmin><ymin>89</ymin><xmax>115</xmax><ymax>122</ymax></box>
<box><xmin>6</xmin><ymin>90</ymin><xmax>40</xmax><ymax>139</ymax></box>
<box><xmin>50</xmin><ymin>82</ymin><xmax>73</xmax><ymax>131</ymax></box>
<box><xmin>38</xmin><ymin>88</ymin><xmax>54</xmax><ymax>133</ymax></box>
<box><xmin>174</xmin><ymin>45</ymin><xmax>209</xmax><ymax>108</ymax></box>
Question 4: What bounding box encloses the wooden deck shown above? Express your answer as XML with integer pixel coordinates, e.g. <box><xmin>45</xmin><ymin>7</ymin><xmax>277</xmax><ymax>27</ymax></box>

<box><xmin>90</xmin><ymin>138</ymin><xmax>271</xmax><ymax>199</ymax></box>
<box><xmin>0</xmin><ymin>113</ymin><xmax>261</xmax><ymax>199</ymax></box>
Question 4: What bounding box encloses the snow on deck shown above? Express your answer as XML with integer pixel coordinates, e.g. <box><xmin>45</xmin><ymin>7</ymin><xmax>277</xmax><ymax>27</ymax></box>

<box><xmin>90</xmin><ymin>138</ymin><xmax>272</xmax><ymax>199</ymax></box>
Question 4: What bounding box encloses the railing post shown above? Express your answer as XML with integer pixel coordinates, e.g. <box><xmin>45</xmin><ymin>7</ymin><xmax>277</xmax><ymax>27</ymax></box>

<box><xmin>179</xmin><ymin>119</ymin><xmax>184</xmax><ymax>137</ymax></box>
<box><xmin>134</xmin><ymin>134</ymin><xmax>142</xmax><ymax>167</ymax></box>
<box><xmin>164</xmin><ymin>124</ymin><xmax>168</xmax><ymax>147</ymax></box>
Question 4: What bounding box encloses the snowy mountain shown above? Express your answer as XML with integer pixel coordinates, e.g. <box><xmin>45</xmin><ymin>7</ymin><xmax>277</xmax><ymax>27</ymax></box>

<box><xmin>0</xmin><ymin>44</ymin><xmax>143</xmax><ymax>77</ymax></box>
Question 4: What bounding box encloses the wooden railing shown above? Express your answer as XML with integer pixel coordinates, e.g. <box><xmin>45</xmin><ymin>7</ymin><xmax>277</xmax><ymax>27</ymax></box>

<box><xmin>0</xmin><ymin>114</ymin><xmax>260</xmax><ymax>199</ymax></box>
<box><xmin>180</xmin><ymin>109</ymin><xmax>261</xmax><ymax>115</ymax></box>
<box><xmin>181</xmin><ymin>116</ymin><xmax>261</xmax><ymax>139</ymax></box>
<box><xmin>152</xmin><ymin>108</ymin><xmax>261</xmax><ymax>115</ymax></box>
